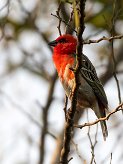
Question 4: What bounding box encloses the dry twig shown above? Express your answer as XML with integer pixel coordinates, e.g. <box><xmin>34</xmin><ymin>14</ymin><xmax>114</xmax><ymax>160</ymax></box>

<box><xmin>74</xmin><ymin>103</ymin><xmax>123</xmax><ymax>129</ymax></box>
<box><xmin>87</xmin><ymin>110</ymin><xmax>98</xmax><ymax>164</ymax></box>
<box><xmin>110</xmin><ymin>153</ymin><xmax>113</xmax><ymax>164</ymax></box>
<box><xmin>110</xmin><ymin>1</ymin><xmax>122</xmax><ymax>105</ymax></box>
<box><xmin>0</xmin><ymin>89</ymin><xmax>56</xmax><ymax>139</ymax></box>
<box><xmin>56</xmin><ymin>2</ymin><xmax>62</xmax><ymax>35</ymax></box>
<box><xmin>83</xmin><ymin>35</ymin><xmax>123</xmax><ymax>44</ymax></box>
<box><xmin>40</xmin><ymin>72</ymin><xmax>57</xmax><ymax>164</ymax></box>
<box><xmin>72</xmin><ymin>140</ymin><xmax>85</xmax><ymax>163</ymax></box>
<box><xmin>51</xmin><ymin>13</ymin><xmax>77</xmax><ymax>34</ymax></box>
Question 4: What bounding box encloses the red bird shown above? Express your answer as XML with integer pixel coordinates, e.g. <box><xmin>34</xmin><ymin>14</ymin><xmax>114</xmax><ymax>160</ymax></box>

<box><xmin>49</xmin><ymin>34</ymin><xmax>108</xmax><ymax>140</ymax></box>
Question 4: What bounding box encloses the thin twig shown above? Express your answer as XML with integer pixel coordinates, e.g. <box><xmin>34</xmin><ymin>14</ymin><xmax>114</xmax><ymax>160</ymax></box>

<box><xmin>110</xmin><ymin>153</ymin><xmax>113</xmax><ymax>164</ymax></box>
<box><xmin>51</xmin><ymin>13</ymin><xmax>77</xmax><ymax>34</ymax></box>
<box><xmin>0</xmin><ymin>0</ymin><xmax>10</xmax><ymax>12</ymax></box>
<box><xmin>83</xmin><ymin>35</ymin><xmax>123</xmax><ymax>44</ymax></box>
<box><xmin>87</xmin><ymin>110</ymin><xmax>97</xmax><ymax>164</ymax></box>
<box><xmin>111</xmin><ymin>40</ymin><xmax>122</xmax><ymax>104</ymax></box>
<box><xmin>56</xmin><ymin>2</ymin><xmax>62</xmax><ymax>35</ymax></box>
<box><xmin>65</xmin><ymin>9</ymin><xmax>74</xmax><ymax>34</ymax></box>
<box><xmin>72</xmin><ymin>140</ymin><xmax>85</xmax><ymax>163</ymax></box>
<box><xmin>18</xmin><ymin>0</ymin><xmax>30</xmax><ymax>14</ymax></box>
<box><xmin>0</xmin><ymin>89</ymin><xmax>56</xmax><ymax>139</ymax></box>
<box><xmin>40</xmin><ymin>72</ymin><xmax>57</xmax><ymax>164</ymax></box>
<box><xmin>101</xmin><ymin>131</ymin><xmax>123</xmax><ymax>164</ymax></box>
<box><xmin>0</xmin><ymin>0</ymin><xmax>10</xmax><ymax>42</ymax></box>
<box><xmin>74</xmin><ymin>103</ymin><xmax>123</xmax><ymax>129</ymax></box>
<box><xmin>110</xmin><ymin>0</ymin><xmax>122</xmax><ymax>105</ymax></box>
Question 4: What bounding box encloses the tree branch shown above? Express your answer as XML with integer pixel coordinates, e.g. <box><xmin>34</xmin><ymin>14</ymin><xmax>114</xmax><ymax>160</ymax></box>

<box><xmin>74</xmin><ymin>103</ymin><xmax>123</xmax><ymax>129</ymax></box>
<box><xmin>51</xmin><ymin>13</ymin><xmax>77</xmax><ymax>34</ymax></box>
<box><xmin>39</xmin><ymin>72</ymin><xmax>57</xmax><ymax>164</ymax></box>
<box><xmin>60</xmin><ymin>0</ymin><xmax>86</xmax><ymax>163</ymax></box>
<box><xmin>110</xmin><ymin>1</ymin><xmax>122</xmax><ymax>105</ymax></box>
<box><xmin>83</xmin><ymin>35</ymin><xmax>123</xmax><ymax>44</ymax></box>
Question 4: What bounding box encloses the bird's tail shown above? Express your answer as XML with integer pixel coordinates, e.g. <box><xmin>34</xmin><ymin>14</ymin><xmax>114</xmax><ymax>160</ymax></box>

<box><xmin>100</xmin><ymin>120</ymin><xmax>108</xmax><ymax>141</ymax></box>
<box><xmin>93</xmin><ymin>102</ymin><xmax>108</xmax><ymax>140</ymax></box>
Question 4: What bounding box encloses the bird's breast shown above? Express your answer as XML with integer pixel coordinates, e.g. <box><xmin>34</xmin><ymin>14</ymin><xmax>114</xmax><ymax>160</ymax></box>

<box><xmin>53</xmin><ymin>54</ymin><xmax>76</xmax><ymax>98</ymax></box>
<box><xmin>53</xmin><ymin>54</ymin><xmax>97</xmax><ymax>108</ymax></box>
<box><xmin>59</xmin><ymin>63</ymin><xmax>76</xmax><ymax>98</ymax></box>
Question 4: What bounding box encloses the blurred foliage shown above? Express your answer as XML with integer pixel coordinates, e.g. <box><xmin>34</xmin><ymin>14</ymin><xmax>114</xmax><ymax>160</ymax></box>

<box><xmin>86</xmin><ymin>0</ymin><xmax>123</xmax><ymax>28</ymax></box>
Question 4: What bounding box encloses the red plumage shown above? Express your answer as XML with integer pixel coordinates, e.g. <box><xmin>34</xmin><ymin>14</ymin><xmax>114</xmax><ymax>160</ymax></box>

<box><xmin>49</xmin><ymin>34</ymin><xmax>108</xmax><ymax>140</ymax></box>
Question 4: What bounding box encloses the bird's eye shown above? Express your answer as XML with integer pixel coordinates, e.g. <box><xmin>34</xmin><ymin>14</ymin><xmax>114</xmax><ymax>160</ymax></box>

<box><xmin>58</xmin><ymin>38</ymin><xmax>67</xmax><ymax>43</ymax></box>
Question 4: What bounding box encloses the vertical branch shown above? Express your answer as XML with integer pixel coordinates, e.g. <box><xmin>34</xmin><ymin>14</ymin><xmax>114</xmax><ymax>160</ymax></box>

<box><xmin>56</xmin><ymin>2</ymin><xmax>62</xmax><ymax>36</ymax></box>
<box><xmin>87</xmin><ymin>110</ymin><xmax>98</xmax><ymax>164</ymax></box>
<box><xmin>110</xmin><ymin>41</ymin><xmax>121</xmax><ymax>104</ymax></box>
<box><xmin>51</xmin><ymin>3</ymin><xmax>84</xmax><ymax>163</ymax></box>
<box><xmin>60</xmin><ymin>3</ymin><xmax>76</xmax><ymax>35</ymax></box>
<box><xmin>60</xmin><ymin>0</ymin><xmax>86</xmax><ymax>163</ymax></box>
<box><xmin>39</xmin><ymin>72</ymin><xmax>57</xmax><ymax>164</ymax></box>
<box><xmin>110</xmin><ymin>153</ymin><xmax>113</xmax><ymax>164</ymax></box>
<box><xmin>40</xmin><ymin>3</ymin><xmax>63</xmax><ymax>163</ymax></box>
<box><xmin>63</xmin><ymin>95</ymin><xmax>68</xmax><ymax>121</ymax></box>
<box><xmin>110</xmin><ymin>0</ymin><xmax>122</xmax><ymax>105</ymax></box>
<box><xmin>65</xmin><ymin>10</ymin><xmax>74</xmax><ymax>34</ymax></box>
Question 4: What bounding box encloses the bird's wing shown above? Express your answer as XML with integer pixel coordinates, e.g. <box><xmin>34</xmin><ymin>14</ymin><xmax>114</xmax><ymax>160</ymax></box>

<box><xmin>79</xmin><ymin>54</ymin><xmax>108</xmax><ymax>108</ymax></box>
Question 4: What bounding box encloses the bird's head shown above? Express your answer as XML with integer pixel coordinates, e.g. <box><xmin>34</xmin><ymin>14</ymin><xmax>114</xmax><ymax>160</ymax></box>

<box><xmin>48</xmin><ymin>34</ymin><xmax>77</xmax><ymax>54</ymax></box>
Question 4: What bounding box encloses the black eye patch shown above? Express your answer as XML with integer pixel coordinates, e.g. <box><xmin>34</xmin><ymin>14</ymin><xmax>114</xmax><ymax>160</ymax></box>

<box><xmin>58</xmin><ymin>38</ymin><xmax>67</xmax><ymax>43</ymax></box>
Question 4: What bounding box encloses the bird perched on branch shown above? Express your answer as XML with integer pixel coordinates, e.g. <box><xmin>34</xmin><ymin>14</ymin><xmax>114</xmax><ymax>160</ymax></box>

<box><xmin>48</xmin><ymin>34</ymin><xmax>108</xmax><ymax>140</ymax></box>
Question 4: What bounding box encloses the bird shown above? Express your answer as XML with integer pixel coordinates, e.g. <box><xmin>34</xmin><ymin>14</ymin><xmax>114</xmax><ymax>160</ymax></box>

<box><xmin>48</xmin><ymin>34</ymin><xmax>108</xmax><ymax>140</ymax></box>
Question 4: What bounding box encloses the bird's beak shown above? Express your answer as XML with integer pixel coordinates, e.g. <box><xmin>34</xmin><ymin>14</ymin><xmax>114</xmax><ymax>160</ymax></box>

<box><xmin>48</xmin><ymin>40</ymin><xmax>58</xmax><ymax>47</ymax></box>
